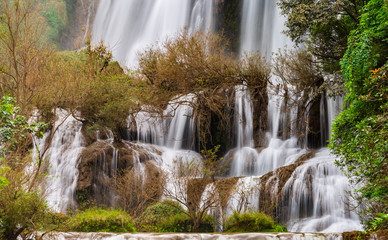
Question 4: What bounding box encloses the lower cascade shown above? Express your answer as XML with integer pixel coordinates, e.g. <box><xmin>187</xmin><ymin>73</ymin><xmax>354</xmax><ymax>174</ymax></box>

<box><xmin>41</xmin><ymin>88</ymin><xmax>363</xmax><ymax>233</ymax></box>
<box><xmin>39</xmin><ymin>0</ymin><xmax>364</xmax><ymax>235</ymax></box>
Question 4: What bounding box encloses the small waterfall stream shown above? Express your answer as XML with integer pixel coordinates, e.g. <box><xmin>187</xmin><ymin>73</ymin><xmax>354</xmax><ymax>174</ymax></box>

<box><xmin>34</xmin><ymin>109</ymin><xmax>84</xmax><ymax>212</ymax></box>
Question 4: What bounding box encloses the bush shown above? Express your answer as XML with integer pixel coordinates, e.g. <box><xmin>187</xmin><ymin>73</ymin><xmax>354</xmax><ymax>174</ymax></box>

<box><xmin>66</xmin><ymin>208</ymin><xmax>135</xmax><ymax>233</ymax></box>
<box><xmin>224</xmin><ymin>211</ymin><xmax>287</xmax><ymax>233</ymax></box>
<box><xmin>138</xmin><ymin>200</ymin><xmax>183</xmax><ymax>228</ymax></box>
<box><xmin>137</xmin><ymin>200</ymin><xmax>214</xmax><ymax>232</ymax></box>
<box><xmin>157</xmin><ymin>213</ymin><xmax>214</xmax><ymax>233</ymax></box>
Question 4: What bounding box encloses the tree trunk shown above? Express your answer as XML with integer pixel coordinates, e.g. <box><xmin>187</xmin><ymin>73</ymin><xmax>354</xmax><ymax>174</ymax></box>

<box><xmin>192</xmin><ymin>217</ymin><xmax>201</xmax><ymax>233</ymax></box>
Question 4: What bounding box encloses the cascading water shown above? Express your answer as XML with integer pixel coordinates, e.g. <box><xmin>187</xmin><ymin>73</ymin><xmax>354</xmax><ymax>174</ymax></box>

<box><xmin>229</xmin><ymin>85</ymin><xmax>259</xmax><ymax>176</ymax></box>
<box><xmin>34</xmin><ymin>109</ymin><xmax>84</xmax><ymax>212</ymax></box>
<box><xmin>240</xmin><ymin>0</ymin><xmax>290</xmax><ymax>57</ymax></box>
<box><xmin>233</xmin><ymin>0</ymin><xmax>362</xmax><ymax>233</ymax></box>
<box><xmin>283</xmin><ymin>149</ymin><xmax>362</xmax><ymax>232</ymax></box>
<box><xmin>92</xmin><ymin>0</ymin><xmax>214</xmax><ymax>67</ymax></box>
<box><xmin>81</xmin><ymin>0</ymin><xmax>96</xmax><ymax>42</ymax></box>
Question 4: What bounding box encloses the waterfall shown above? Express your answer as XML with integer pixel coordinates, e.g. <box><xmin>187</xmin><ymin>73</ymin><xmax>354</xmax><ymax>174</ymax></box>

<box><xmin>34</xmin><ymin>0</ymin><xmax>363</xmax><ymax>234</ymax></box>
<box><xmin>34</xmin><ymin>109</ymin><xmax>84</xmax><ymax>212</ymax></box>
<box><xmin>81</xmin><ymin>0</ymin><xmax>96</xmax><ymax>42</ymax></box>
<box><xmin>229</xmin><ymin>85</ymin><xmax>258</xmax><ymax>176</ymax></box>
<box><xmin>132</xmin><ymin>94</ymin><xmax>196</xmax><ymax>150</ymax></box>
<box><xmin>326</xmin><ymin>96</ymin><xmax>343</xmax><ymax>136</ymax></box>
<box><xmin>240</xmin><ymin>0</ymin><xmax>290</xmax><ymax>57</ymax></box>
<box><xmin>189</xmin><ymin>0</ymin><xmax>214</xmax><ymax>33</ymax></box>
<box><xmin>92</xmin><ymin>0</ymin><xmax>214</xmax><ymax>68</ymax></box>
<box><xmin>283</xmin><ymin>149</ymin><xmax>362</xmax><ymax>232</ymax></box>
<box><xmin>228</xmin><ymin>0</ymin><xmax>361</xmax><ymax>233</ymax></box>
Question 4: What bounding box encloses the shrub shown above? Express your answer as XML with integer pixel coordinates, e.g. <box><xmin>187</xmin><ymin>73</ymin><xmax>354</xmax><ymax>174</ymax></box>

<box><xmin>157</xmin><ymin>213</ymin><xmax>214</xmax><ymax>233</ymax></box>
<box><xmin>66</xmin><ymin>208</ymin><xmax>135</xmax><ymax>233</ymax></box>
<box><xmin>137</xmin><ymin>200</ymin><xmax>214</xmax><ymax>232</ymax></box>
<box><xmin>224</xmin><ymin>211</ymin><xmax>287</xmax><ymax>232</ymax></box>
<box><xmin>138</xmin><ymin>200</ymin><xmax>183</xmax><ymax>228</ymax></box>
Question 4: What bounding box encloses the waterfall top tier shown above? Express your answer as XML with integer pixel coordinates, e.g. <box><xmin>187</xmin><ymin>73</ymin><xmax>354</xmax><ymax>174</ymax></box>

<box><xmin>92</xmin><ymin>0</ymin><xmax>214</xmax><ymax>68</ymax></box>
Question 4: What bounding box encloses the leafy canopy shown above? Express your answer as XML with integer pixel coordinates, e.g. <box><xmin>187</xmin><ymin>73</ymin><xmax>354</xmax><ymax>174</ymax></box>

<box><xmin>329</xmin><ymin>0</ymin><xmax>388</xmax><ymax>229</ymax></box>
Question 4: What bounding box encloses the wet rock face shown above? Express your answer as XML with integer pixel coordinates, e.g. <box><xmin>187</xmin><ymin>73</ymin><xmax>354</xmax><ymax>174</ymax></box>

<box><xmin>257</xmin><ymin>151</ymin><xmax>315</xmax><ymax>223</ymax></box>
<box><xmin>60</xmin><ymin>0</ymin><xmax>98</xmax><ymax>50</ymax></box>
<box><xmin>75</xmin><ymin>140</ymin><xmax>161</xmax><ymax>207</ymax></box>
<box><xmin>307</xmin><ymin>93</ymin><xmax>328</xmax><ymax>149</ymax></box>
<box><xmin>251</xmin><ymin>87</ymin><xmax>268</xmax><ymax>147</ymax></box>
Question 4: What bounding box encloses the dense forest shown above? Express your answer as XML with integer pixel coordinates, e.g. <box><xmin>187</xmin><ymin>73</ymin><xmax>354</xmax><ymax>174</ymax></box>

<box><xmin>0</xmin><ymin>0</ymin><xmax>387</xmax><ymax>239</ymax></box>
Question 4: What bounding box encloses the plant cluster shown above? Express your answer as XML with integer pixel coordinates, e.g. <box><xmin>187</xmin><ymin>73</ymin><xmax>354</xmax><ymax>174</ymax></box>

<box><xmin>224</xmin><ymin>211</ymin><xmax>287</xmax><ymax>233</ymax></box>
<box><xmin>0</xmin><ymin>96</ymin><xmax>50</xmax><ymax>240</ymax></box>
<box><xmin>64</xmin><ymin>208</ymin><xmax>135</xmax><ymax>233</ymax></box>
<box><xmin>329</xmin><ymin>0</ymin><xmax>387</xmax><ymax>230</ymax></box>
<box><xmin>137</xmin><ymin>200</ymin><xmax>214</xmax><ymax>233</ymax></box>
<box><xmin>137</xmin><ymin>30</ymin><xmax>270</xmax><ymax>144</ymax></box>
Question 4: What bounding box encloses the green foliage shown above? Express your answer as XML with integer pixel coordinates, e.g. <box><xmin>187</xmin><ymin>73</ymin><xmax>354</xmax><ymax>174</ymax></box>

<box><xmin>66</xmin><ymin>208</ymin><xmax>136</xmax><ymax>233</ymax></box>
<box><xmin>137</xmin><ymin>200</ymin><xmax>183</xmax><ymax>230</ymax></box>
<box><xmin>137</xmin><ymin>200</ymin><xmax>213</xmax><ymax>233</ymax></box>
<box><xmin>368</xmin><ymin>212</ymin><xmax>388</xmax><ymax>232</ymax></box>
<box><xmin>224</xmin><ymin>211</ymin><xmax>287</xmax><ymax>233</ymax></box>
<box><xmin>137</xmin><ymin>199</ymin><xmax>215</xmax><ymax>233</ymax></box>
<box><xmin>0</xmin><ymin>96</ymin><xmax>50</xmax><ymax>240</ymax></box>
<box><xmin>0</xmin><ymin>188</ymin><xmax>49</xmax><ymax>239</ymax></box>
<box><xmin>0</xmin><ymin>96</ymin><xmax>47</xmax><ymax>155</ymax></box>
<box><xmin>278</xmin><ymin>0</ymin><xmax>362</xmax><ymax>73</ymax></box>
<box><xmin>330</xmin><ymin>0</ymin><xmax>388</xmax><ymax>229</ymax></box>
<box><xmin>41</xmin><ymin>0</ymin><xmax>68</xmax><ymax>44</ymax></box>
<box><xmin>340</xmin><ymin>0</ymin><xmax>388</xmax><ymax>101</ymax></box>
<box><xmin>35</xmin><ymin>42</ymin><xmax>141</xmax><ymax>138</ymax></box>
<box><xmin>157</xmin><ymin>213</ymin><xmax>214</xmax><ymax>233</ymax></box>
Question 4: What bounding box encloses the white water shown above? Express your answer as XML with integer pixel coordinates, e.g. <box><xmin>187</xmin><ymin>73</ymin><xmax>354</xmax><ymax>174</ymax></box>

<box><xmin>81</xmin><ymin>0</ymin><xmax>96</xmax><ymax>42</ymax></box>
<box><xmin>133</xmin><ymin>94</ymin><xmax>196</xmax><ymax>150</ymax></box>
<box><xmin>283</xmin><ymin>149</ymin><xmax>362</xmax><ymax>232</ymax></box>
<box><xmin>229</xmin><ymin>85</ymin><xmax>256</xmax><ymax>176</ymax></box>
<box><xmin>92</xmin><ymin>0</ymin><xmax>214</xmax><ymax>68</ymax></box>
<box><xmin>226</xmin><ymin>0</ymin><xmax>360</xmax><ymax>233</ymax></box>
<box><xmin>240</xmin><ymin>0</ymin><xmax>291</xmax><ymax>57</ymax></box>
<box><xmin>34</xmin><ymin>109</ymin><xmax>84</xmax><ymax>212</ymax></box>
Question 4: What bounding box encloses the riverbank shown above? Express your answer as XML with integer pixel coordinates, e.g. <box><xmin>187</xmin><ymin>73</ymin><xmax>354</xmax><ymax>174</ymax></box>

<box><xmin>40</xmin><ymin>231</ymin><xmax>387</xmax><ymax>240</ymax></box>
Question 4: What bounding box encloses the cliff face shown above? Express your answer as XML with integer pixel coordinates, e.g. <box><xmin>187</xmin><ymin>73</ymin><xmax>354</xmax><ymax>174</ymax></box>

<box><xmin>75</xmin><ymin>135</ymin><xmax>163</xmax><ymax>208</ymax></box>
<box><xmin>60</xmin><ymin>0</ymin><xmax>98</xmax><ymax>50</ymax></box>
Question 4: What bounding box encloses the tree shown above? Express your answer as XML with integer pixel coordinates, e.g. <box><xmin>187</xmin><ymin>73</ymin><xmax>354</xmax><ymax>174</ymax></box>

<box><xmin>113</xmin><ymin>162</ymin><xmax>165</xmax><ymax>218</ymax></box>
<box><xmin>0</xmin><ymin>96</ymin><xmax>50</xmax><ymax>240</ymax></box>
<box><xmin>272</xmin><ymin>49</ymin><xmax>326</xmax><ymax>141</ymax></box>
<box><xmin>278</xmin><ymin>0</ymin><xmax>367</xmax><ymax>73</ymax></box>
<box><xmin>0</xmin><ymin>0</ymin><xmax>52</xmax><ymax>113</ymax></box>
<box><xmin>163</xmin><ymin>145</ymin><xmax>232</xmax><ymax>232</ymax></box>
<box><xmin>277</xmin><ymin>0</ymin><xmax>370</xmax><ymax>100</ymax></box>
<box><xmin>329</xmin><ymin>0</ymin><xmax>387</xmax><ymax>229</ymax></box>
<box><xmin>137</xmin><ymin>30</ymin><xmax>270</xmax><ymax>148</ymax></box>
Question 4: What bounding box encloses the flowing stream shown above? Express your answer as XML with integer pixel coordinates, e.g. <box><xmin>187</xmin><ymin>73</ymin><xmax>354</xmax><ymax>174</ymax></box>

<box><xmin>41</xmin><ymin>0</ymin><xmax>363</xmax><ymax>234</ymax></box>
